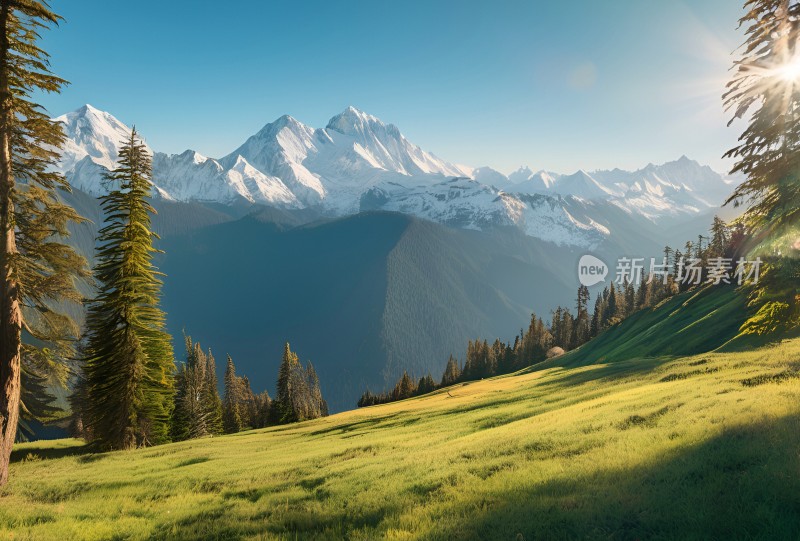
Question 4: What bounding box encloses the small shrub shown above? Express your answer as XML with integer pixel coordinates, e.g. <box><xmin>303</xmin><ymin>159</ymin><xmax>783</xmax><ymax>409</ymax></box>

<box><xmin>741</xmin><ymin>370</ymin><xmax>800</xmax><ymax>387</ymax></box>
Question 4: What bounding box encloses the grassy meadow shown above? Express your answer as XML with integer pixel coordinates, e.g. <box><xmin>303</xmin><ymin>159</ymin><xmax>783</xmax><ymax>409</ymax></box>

<box><xmin>2</xmin><ymin>335</ymin><xmax>800</xmax><ymax>540</ymax></box>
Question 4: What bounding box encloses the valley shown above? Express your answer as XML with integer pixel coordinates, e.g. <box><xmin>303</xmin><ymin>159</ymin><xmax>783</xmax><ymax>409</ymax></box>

<box><xmin>4</xmin><ymin>288</ymin><xmax>798</xmax><ymax>539</ymax></box>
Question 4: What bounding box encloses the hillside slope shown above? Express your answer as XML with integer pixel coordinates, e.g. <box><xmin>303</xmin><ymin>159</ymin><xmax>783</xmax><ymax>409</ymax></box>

<box><xmin>4</xmin><ymin>335</ymin><xmax>799</xmax><ymax>539</ymax></box>
<box><xmin>157</xmin><ymin>211</ymin><xmax>577</xmax><ymax>411</ymax></box>
<box><xmin>540</xmin><ymin>285</ymin><xmax>749</xmax><ymax>370</ymax></box>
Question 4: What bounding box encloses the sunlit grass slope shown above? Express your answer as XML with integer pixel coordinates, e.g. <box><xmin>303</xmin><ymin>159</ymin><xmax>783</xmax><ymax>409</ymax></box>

<box><xmin>3</xmin><ymin>334</ymin><xmax>800</xmax><ymax>540</ymax></box>
<box><xmin>541</xmin><ymin>285</ymin><xmax>748</xmax><ymax>370</ymax></box>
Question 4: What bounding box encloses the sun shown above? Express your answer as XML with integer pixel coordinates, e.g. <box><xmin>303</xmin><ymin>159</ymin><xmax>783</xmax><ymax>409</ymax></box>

<box><xmin>776</xmin><ymin>56</ymin><xmax>800</xmax><ymax>82</ymax></box>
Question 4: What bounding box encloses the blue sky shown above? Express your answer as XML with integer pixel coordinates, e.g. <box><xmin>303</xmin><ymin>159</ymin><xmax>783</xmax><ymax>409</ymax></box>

<box><xmin>39</xmin><ymin>0</ymin><xmax>745</xmax><ymax>174</ymax></box>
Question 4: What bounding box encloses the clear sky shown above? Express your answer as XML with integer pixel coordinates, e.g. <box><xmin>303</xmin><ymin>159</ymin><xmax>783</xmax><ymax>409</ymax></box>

<box><xmin>38</xmin><ymin>0</ymin><xmax>745</xmax><ymax>175</ymax></box>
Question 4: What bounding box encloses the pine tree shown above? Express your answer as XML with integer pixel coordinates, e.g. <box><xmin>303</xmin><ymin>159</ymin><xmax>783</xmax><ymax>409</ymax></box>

<box><xmin>606</xmin><ymin>283</ymin><xmax>619</xmax><ymax>326</ymax></box>
<box><xmin>0</xmin><ymin>0</ymin><xmax>88</xmax><ymax>485</ymax></box>
<box><xmin>203</xmin><ymin>348</ymin><xmax>223</xmax><ymax>435</ymax></box>
<box><xmin>497</xmin><ymin>340</ymin><xmax>516</xmax><ymax>374</ymax></box>
<box><xmin>590</xmin><ymin>295</ymin><xmax>603</xmax><ymax>337</ymax></box>
<box><xmin>709</xmin><ymin>216</ymin><xmax>730</xmax><ymax>257</ymax></box>
<box><xmin>275</xmin><ymin>342</ymin><xmax>300</xmax><ymax>423</ymax></box>
<box><xmin>254</xmin><ymin>390</ymin><xmax>272</xmax><ymax>428</ymax></box>
<box><xmin>724</xmin><ymin>0</ymin><xmax>800</xmax><ymax>243</ymax></box>
<box><xmin>724</xmin><ymin>1</ymin><xmax>800</xmax><ymax>330</ymax></box>
<box><xmin>518</xmin><ymin>313</ymin><xmax>552</xmax><ymax>367</ymax></box>
<box><xmin>624</xmin><ymin>279</ymin><xmax>636</xmax><ymax>317</ymax></box>
<box><xmin>238</xmin><ymin>375</ymin><xmax>259</xmax><ymax>427</ymax></box>
<box><xmin>392</xmin><ymin>371</ymin><xmax>415</xmax><ymax>400</ymax></box>
<box><xmin>462</xmin><ymin>340</ymin><xmax>477</xmax><ymax>380</ymax></box>
<box><xmin>440</xmin><ymin>355</ymin><xmax>460</xmax><ymax>387</ymax></box>
<box><xmin>415</xmin><ymin>374</ymin><xmax>436</xmax><ymax>395</ymax></box>
<box><xmin>490</xmin><ymin>339</ymin><xmax>506</xmax><ymax>374</ymax></box>
<box><xmin>274</xmin><ymin>343</ymin><xmax>326</xmax><ymax>423</ymax></box>
<box><xmin>222</xmin><ymin>355</ymin><xmax>243</xmax><ymax>434</ymax></box>
<box><xmin>572</xmin><ymin>285</ymin><xmax>591</xmax><ymax>347</ymax></box>
<box><xmin>358</xmin><ymin>390</ymin><xmax>377</xmax><ymax>408</ymax></box>
<box><xmin>81</xmin><ymin>129</ymin><xmax>174</xmax><ymax>450</ymax></box>
<box><xmin>305</xmin><ymin>362</ymin><xmax>328</xmax><ymax>418</ymax></box>
<box><xmin>171</xmin><ymin>338</ymin><xmax>224</xmax><ymax>440</ymax></box>
<box><xmin>663</xmin><ymin>246</ymin><xmax>673</xmax><ymax>270</ymax></box>
<box><xmin>635</xmin><ymin>279</ymin><xmax>651</xmax><ymax>310</ymax></box>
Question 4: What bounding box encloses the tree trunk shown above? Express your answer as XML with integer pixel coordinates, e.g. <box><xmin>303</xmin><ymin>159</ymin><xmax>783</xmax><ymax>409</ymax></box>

<box><xmin>0</xmin><ymin>0</ymin><xmax>21</xmax><ymax>487</ymax></box>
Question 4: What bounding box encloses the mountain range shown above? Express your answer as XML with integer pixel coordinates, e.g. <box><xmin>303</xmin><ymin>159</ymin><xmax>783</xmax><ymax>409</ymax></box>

<box><xmin>54</xmin><ymin>104</ymin><xmax>736</xmax><ymax>249</ymax></box>
<box><xmin>50</xmin><ymin>104</ymin><xmax>740</xmax><ymax>411</ymax></box>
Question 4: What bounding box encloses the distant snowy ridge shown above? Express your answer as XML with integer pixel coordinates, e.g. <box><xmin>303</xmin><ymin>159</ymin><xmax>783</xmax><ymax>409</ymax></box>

<box><xmin>52</xmin><ymin>104</ymin><xmax>736</xmax><ymax>248</ymax></box>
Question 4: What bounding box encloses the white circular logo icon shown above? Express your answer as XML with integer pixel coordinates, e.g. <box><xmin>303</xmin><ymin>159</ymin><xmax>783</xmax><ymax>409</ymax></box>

<box><xmin>578</xmin><ymin>254</ymin><xmax>608</xmax><ymax>286</ymax></box>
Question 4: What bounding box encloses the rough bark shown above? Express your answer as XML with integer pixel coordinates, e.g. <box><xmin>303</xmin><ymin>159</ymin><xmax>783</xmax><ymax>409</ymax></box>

<box><xmin>0</xmin><ymin>0</ymin><xmax>22</xmax><ymax>486</ymax></box>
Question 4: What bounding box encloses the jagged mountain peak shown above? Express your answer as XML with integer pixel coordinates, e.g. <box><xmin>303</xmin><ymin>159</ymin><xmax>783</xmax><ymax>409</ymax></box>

<box><xmin>52</xmin><ymin>104</ymin><xmax>734</xmax><ymax>248</ymax></box>
<box><xmin>509</xmin><ymin>165</ymin><xmax>534</xmax><ymax>180</ymax></box>
<box><xmin>326</xmin><ymin>106</ymin><xmax>390</xmax><ymax>135</ymax></box>
<box><xmin>325</xmin><ymin>106</ymin><xmax>405</xmax><ymax>150</ymax></box>
<box><xmin>55</xmin><ymin>104</ymin><xmax>142</xmax><ymax>173</ymax></box>
<box><xmin>551</xmin><ymin>170</ymin><xmax>616</xmax><ymax>200</ymax></box>
<box><xmin>255</xmin><ymin>113</ymin><xmax>312</xmax><ymax>136</ymax></box>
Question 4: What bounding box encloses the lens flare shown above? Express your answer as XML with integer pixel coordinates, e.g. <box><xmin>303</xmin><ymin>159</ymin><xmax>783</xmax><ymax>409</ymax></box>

<box><xmin>776</xmin><ymin>57</ymin><xmax>800</xmax><ymax>82</ymax></box>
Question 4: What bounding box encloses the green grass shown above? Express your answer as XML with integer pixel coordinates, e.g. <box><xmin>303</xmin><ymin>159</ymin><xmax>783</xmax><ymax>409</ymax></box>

<box><xmin>538</xmin><ymin>285</ymin><xmax>749</xmax><ymax>370</ymax></box>
<box><xmin>3</xmin><ymin>333</ymin><xmax>800</xmax><ymax>540</ymax></box>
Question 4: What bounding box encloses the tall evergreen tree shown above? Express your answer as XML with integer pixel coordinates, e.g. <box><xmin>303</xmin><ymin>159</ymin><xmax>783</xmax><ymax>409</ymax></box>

<box><xmin>274</xmin><ymin>342</ymin><xmax>327</xmax><ymax>423</ymax></box>
<box><xmin>709</xmin><ymin>216</ymin><xmax>730</xmax><ymax>257</ymax></box>
<box><xmin>0</xmin><ymin>0</ymin><xmax>88</xmax><ymax>485</ymax></box>
<box><xmin>238</xmin><ymin>375</ymin><xmax>259</xmax><ymax>427</ymax></box>
<box><xmin>171</xmin><ymin>337</ymin><xmax>223</xmax><ymax>440</ymax></box>
<box><xmin>624</xmin><ymin>279</ymin><xmax>636</xmax><ymax>317</ymax></box>
<box><xmin>635</xmin><ymin>279</ymin><xmax>651</xmax><ymax>310</ymax></box>
<box><xmin>222</xmin><ymin>354</ymin><xmax>243</xmax><ymax>434</ymax></box>
<box><xmin>275</xmin><ymin>342</ymin><xmax>300</xmax><ymax>423</ymax></box>
<box><xmin>254</xmin><ymin>390</ymin><xmax>272</xmax><ymax>428</ymax></box>
<box><xmin>606</xmin><ymin>283</ymin><xmax>619</xmax><ymax>326</ymax></box>
<box><xmin>81</xmin><ymin>129</ymin><xmax>174</xmax><ymax>450</ymax></box>
<box><xmin>572</xmin><ymin>285</ymin><xmax>591</xmax><ymax>347</ymax></box>
<box><xmin>392</xmin><ymin>371</ymin><xmax>416</xmax><ymax>400</ymax></box>
<box><xmin>440</xmin><ymin>355</ymin><xmax>460</xmax><ymax>387</ymax></box>
<box><xmin>415</xmin><ymin>374</ymin><xmax>436</xmax><ymax>396</ymax></box>
<box><xmin>305</xmin><ymin>362</ymin><xmax>328</xmax><ymax>418</ymax></box>
<box><xmin>590</xmin><ymin>295</ymin><xmax>603</xmax><ymax>337</ymax></box>
<box><xmin>724</xmin><ymin>0</ymin><xmax>800</xmax><ymax>243</ymax></box>
<box><xmin>203</xmin><ymin>347</ymin><xmax>223</xmax><ymax>435</ymax></box>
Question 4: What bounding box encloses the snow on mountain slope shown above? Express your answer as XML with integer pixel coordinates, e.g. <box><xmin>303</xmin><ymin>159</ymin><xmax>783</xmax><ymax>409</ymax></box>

<box><xmin>488</xmin><ymin>157</ymin><xmax>735</xmax><ymax>220</ymax></box>
<box><xmin>221</xmin><ymin>106</ymin><xmax>472</xmax><ymax>211</ymax></box>
<box><xmin>56</xmin><ymin>104</ymin><xmax>145</xmax><ymax>173</ymax></box>
<box><xmin>324</xmin><ymin>106</ymin><xmax>471</xmax><ymax>178</ymax></box>
<box><xmin>359</xmin><ymin>177</ymin><xmax>609</xmax><ymax>248</ymax></box>
<box><xmin>472</xmin><ymin>166</ymin><xmax>509</xmax><ymax>189</ymax></box>
<box><xmin>54</xmin><ymin>104</ymin><xmax>153</xmax><ymax>196</ymax></box>
<box><xmin>517</xmin><ymin>194</ymin><xmax>609</xmax><ymax>247</ymax></box>
<box><xmin>55</xmin><ymin>106</ymin><xmax>300</xmax><ymax>208</ymax></box>
<box><xmin>552</xmin><ymin>170</ymin><xmax>618</xmax><ymax>199</ymax></box>
<box><xmin>52</xmin><ymin>104</ymin><xmax>736</xmax><ymax>249</ymax></box>
<box><xmin>505</xmin><ymin>167</ymin><xmax>560</xmax><ymax>194</ymax></box>
<box><xmin>590</xmin><ymin>156</ymin><xmax>735</xmax><ymax>218</ymax></box>
<box><xmin>220</xmin><ymin>115</ymin><xmax>325</xmax><ymax>205</ymax></box>
<box><xmin>153</xmin><ymin>151</ymin><xmax>299</xmax><ymax>207</ymax></box>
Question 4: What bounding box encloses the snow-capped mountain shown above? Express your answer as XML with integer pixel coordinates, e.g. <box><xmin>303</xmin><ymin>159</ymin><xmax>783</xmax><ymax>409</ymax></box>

<box><xmin>152</xmin><ymin>151</ymin><xmax>299</xmax><ymax>207</ymax></box>
<box><xmin>553</xmin><ymin>170</ymin><xmax>617</xmax><ymax>200</ymax></box>
<box><xmin>56</xmin><ymin>104</ymin><xmax>139</xmax><ymax>173</ymax></box>
<box><xmin>498</xmin><ymin>158</ymin><xmax>735</xmax><ymax>220</ymax></box>
<box><xmin>52</xmin><ymin>104</ymin><xmax>736</xmax><ymax>249</ymax></box>
<box><xmin>219</xmin><ymin>106</ymin><xmax>472</xmax><ymax>212</ymax></box>
<box><xmin>505</xmin><ymin>167</ymin><xmax>559</xmax><ymax>194</ymax></box>
<box><xmin>592</xmin><ymin>156</ymin><xmax>734</xmax><ymax>212</ymax></box>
